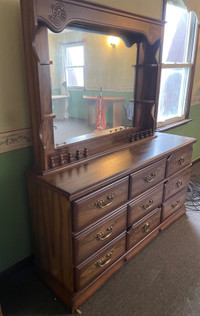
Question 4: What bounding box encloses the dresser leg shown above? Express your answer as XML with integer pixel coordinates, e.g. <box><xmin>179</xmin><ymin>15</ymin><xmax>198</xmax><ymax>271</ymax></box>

<box><xmin>72</xmin><ymin>308</ymin><xmax>82</xmax><ymax>315</ymax></box>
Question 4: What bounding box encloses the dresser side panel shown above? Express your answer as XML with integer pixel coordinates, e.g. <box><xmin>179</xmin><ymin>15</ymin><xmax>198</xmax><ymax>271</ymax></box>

<box><xmin>28</xmin><ymin>179</ymin><xmax>74</xmax><ymax>292</ymax></box>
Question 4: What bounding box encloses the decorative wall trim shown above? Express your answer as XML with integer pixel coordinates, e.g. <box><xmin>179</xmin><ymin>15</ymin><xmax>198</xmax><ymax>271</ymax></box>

<box><xmin>191</xmin><ymin>94</ymin><xmax>200</xmax><ymax>106</ymax></box>
<box><xmin>0</xmin><ymin>128</ymin><xmax>32</xmax><ymax>154</ymax></box>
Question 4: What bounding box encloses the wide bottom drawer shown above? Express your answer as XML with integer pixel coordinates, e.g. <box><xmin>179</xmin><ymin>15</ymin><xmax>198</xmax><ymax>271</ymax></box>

<box><xmin>163</xmin><ymin>167</ymin><xmax>191</xmax><ymax>201</ymax></box>
<box><xmin>75</xmin><ymin>232</ymin><xmax>126</xmax><ymax>291</ymax></box>
<box><xmin>127</xmin><ymin>208</ymin><xmax>161</xmax><ymax>250</ymax></box>
<box><xmin>161</xmin><ymin>188</ymin><xmax>187</xmax><ymax>222</ymax></box>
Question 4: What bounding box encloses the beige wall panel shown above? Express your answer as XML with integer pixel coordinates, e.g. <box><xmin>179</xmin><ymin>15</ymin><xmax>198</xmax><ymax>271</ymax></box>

<box><xmin>0</xmin><ymin>0</ymin><xmax>30</xmax><ymax>133</ymax></box>
<box><xmin>89</xmin><ymin>0</ymin><xmax>163</xmax><ymax>20</ymax></box>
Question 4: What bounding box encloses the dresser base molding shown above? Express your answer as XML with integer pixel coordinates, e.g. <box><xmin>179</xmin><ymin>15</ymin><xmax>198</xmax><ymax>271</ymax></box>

<box><xmin>73</xmin><ymin>257</ymin><xmax>124</xmax><ymax>310</ymax></box>
<box><xmin>125</xmin><ymin>227</ymin><xmax>160</xmax><ymax>261</ymax></box>
<box><xmin>35</xmin><ymin>257</ymin><xmax>125</xmax><ymax>312</ymax></box>
<box><xmin>160</xmin><ymin>205</ymin><xmax>186</xmax><ymax>231</ymax></box>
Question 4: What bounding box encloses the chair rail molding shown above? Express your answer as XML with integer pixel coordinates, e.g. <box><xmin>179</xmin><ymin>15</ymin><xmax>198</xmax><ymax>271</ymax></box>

<box><xmin>191</xmin><ymin>94</ymin><xmax>200</xmax><ymax>106</ymax></box>
<box><xmin>0</xmin><ymin>128</ymin><xmax>32</xmax><ymax>154</ymax></box>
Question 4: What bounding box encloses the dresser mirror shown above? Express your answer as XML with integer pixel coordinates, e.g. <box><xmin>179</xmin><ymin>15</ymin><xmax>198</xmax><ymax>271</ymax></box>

<box><xmin>21</xmin><ymin>0</ymin><xmax>163</xmax><ymax>172</ymax></box>
<box><xmin>48</xmin><ymin>28</ymin><xmax>137</xmax><ymax>147</ymax></box>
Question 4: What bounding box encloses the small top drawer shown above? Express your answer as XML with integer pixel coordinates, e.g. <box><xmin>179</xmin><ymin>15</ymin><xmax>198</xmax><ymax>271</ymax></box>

<box><xmin>166</xmin><ymin>146</ymin><xmax>192</xmax><ymax>177</ymax></box>
<box><xmin>128</xmin><ymin>184</ymin><xmax>163</xmax><ymax>227</ymax></box>
<box><xmin>129</xmin><ymin>159</ymin><xmax>166</xmax><ymax>199</ymax></box>
<box><xmin>73</xmin><ymin>206</ymin><xmax>127</xmax><ymax>265</ymax></box>
<box><xmin>73</xmin><ymin>177</ymin><xmax>129</xmax><ymax>232</ymax></box>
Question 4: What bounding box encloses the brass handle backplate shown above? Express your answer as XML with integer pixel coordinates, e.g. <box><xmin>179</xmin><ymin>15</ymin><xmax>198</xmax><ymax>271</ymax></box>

<box><xmin>142</xmin><ymin>199</ymin><xmax>154</xmax><ymax>210</ymax></box>
<box><xmin>176</xmin><ymin>180</ymin><xmax>183</xmax><ymax>188</ymax></box>
<box><xmin>94</xmin><ymin>194</ymin><xmax>114</xmax><ymax>209</ymax></box>
<box><xmin>95</xmin><ymin>249</ymin><xmax>114</xmax><ymax>267</ymax></box>
<box><xmin>178</xmin><ymin>157</ymin><xmax>185</xmax><ymax>165</ymax></box>
<box><xmin>145</xmin><ymin>172</ymin><xmax>156</xmax><ymax>183</ymax></box>
<box><xmin>142</xmin><ymin>222</ymin><xmax>150</xmax><ymax>233</ymax></box>
<box><xmin>95</xmin><ymin>225</ymin><xmax>114</xmax><ymax>241</ymax></box>
<box><xmin>171</xmin><ymin>200</ymin><xmax>181</xmax><ymax>209</ymax></box>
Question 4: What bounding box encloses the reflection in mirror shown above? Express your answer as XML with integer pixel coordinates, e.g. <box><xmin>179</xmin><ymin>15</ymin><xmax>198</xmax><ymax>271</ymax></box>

<box><xmin>48</xmin><ymin>28</ymin><xmax>137</xmax><ymax>147</ymax></box>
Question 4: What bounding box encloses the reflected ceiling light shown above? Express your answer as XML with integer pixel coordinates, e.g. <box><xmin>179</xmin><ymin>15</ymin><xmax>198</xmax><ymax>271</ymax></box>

<box><xmin>108</xmin><ymin>36</ymin><xmax>120</xmax><ymax>48</ymax></box>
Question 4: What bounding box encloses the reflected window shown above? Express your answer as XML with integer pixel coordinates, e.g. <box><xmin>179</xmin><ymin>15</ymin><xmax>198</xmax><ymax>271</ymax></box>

<box><xmin>64</xmin><ymin>42</ymin><xmax>84</xmax><ymax>87</ymax></box>
<box><xmin>157</xmin><ymin>3</ymin><xmax>198</xmax><ymax>127</ymax></box>
<box><xmin>48</xmin><ymin>28</ymin><xmax>137</xmax><ymax>146</ymax></box>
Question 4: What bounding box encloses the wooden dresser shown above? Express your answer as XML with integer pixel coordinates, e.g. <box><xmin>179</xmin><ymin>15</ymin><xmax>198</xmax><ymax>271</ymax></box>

<box><xmin>28</xmin><ymin>132</ymin><xmax>195</xmax><ymax>310</ymax></box>
<box><xmin>20</xmin><ymin>0</ymin><xmax>196</xmax><ymax>312</ymax></box>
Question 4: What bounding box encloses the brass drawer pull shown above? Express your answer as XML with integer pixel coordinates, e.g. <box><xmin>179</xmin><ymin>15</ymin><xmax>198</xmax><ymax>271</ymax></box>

<box><xmin>95</xmin><ymin>225</ymin><xmax>114</xmax><ymax>241</ymax></box>
<box><xmin>94</xmin><ymin>194</ymin><xmax>114</xmax><ymax>208</ymax></box>
<box><xmin>171</xmin><ymin>200</ymin><xmax>181</xmax><ymax>209</ymax></box>
<box><xmin>176</xmin><ymin>180</ymin><xmax>183</xmax><ymax>188</ymax></box>
<box><xmin>142</xmin><ymin>199</ymin><xmax>153</xmax><ymax>210</ymax></box>
<box><xmin>95</xmin><ymin>249</ymin><xmax>114</xmax><ymax>267</ymax></box>
<box><xmin>145</xmin><ymin>173</ymin><xmax>156</xmax><ymax>183</ymax></box>
<box><xmin>178</xmin><ymin>157</ymin><xmax>185</xmax><ymax>165</ymax></box>
<box><xmin>142</xmin><ymin>222</ymin><xmax>150</xmax><ymax>233</ymax></box>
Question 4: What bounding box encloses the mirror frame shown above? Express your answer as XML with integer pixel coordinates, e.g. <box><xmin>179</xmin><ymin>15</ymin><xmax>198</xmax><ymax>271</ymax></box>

<box><xmin>20</xmin><ymin>0</ymin><xmax>164</xmax><ymax>173</ymax></box>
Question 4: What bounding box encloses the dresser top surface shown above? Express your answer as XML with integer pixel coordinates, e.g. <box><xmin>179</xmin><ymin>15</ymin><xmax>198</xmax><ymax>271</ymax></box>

<box><xmin>30</xmin><ymin>133</ymin><xmax>196</xmax><ymax>200</ymax></box>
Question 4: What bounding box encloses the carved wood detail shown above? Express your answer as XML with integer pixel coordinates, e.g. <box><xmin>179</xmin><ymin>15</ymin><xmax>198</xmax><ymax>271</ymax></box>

<box><xmin>48</xmin><ymin>2</ymin><xmax>67</xmax><ymax>26</ymax></box>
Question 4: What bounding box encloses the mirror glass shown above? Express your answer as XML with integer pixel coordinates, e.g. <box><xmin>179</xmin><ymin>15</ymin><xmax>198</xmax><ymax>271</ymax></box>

<box><xmin>48</xmin><ymin>28</ymin><xmax>137</xmax><ymax>147</ymax></box>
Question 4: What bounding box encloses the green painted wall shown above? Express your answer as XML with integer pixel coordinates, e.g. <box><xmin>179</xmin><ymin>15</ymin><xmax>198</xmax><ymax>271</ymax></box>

<box><xmin>0</xmin><ymin>147</ymin><xmax>33</xmax><ymax>271</ymax></box>
<box><xmin>166</xmin><ymin>105</ymin><xmax>200</xmax><ymax>161</ymax></box>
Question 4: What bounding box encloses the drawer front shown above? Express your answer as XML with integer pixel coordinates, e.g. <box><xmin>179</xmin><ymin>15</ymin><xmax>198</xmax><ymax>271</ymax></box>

<box><xmin>128</xmin><ymin>184</ymin><xmax>163</xmax><ymax>227</ymax></box>
<box><xmin>73</xmin><ymin>177</ymin><xmax>129</xmax><ymax>232</ymax></box>
<box><xmin>162</xmin><ymin>188</ymin><xmax>187</xmax><ymax>222</ymax></box>
<box><xmin>130</xmin><ymin>159</ymin><xmax>166</xmax><ymax>199</ymax></box>
<box><xmin>127</xmin><ymin>208</ymin><xmax>161</xmax><ymax>250</ymax></box>
<box><xmin>163</xmin><ymin>168</ymin><xmax>191</xmax><ymax>201</ymax></box>
<box><xmin>75</xmin><ymin>233</ymin><xmax>126</xmax><ymax>290</ymax></box>
<box><xmin>74</xmin><ymin>206</ymin><xmax>127</xmax><ymax>265</ymax></box>
<box><xmin>166</xmin><ymin>146</ymin><xmax>192</xmax><ymax>177</ymax></box>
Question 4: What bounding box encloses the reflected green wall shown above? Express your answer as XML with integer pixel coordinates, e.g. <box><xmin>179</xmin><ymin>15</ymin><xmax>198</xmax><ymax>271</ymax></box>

<box><xmin>66</xmin><ymin>90</ymin><xmax>133</xmax><ymax>125</ymax></box>
<box><xmin>0</xmin><ymin>147</ymin><xmax>33</xmax><ymax>271</ymax></box>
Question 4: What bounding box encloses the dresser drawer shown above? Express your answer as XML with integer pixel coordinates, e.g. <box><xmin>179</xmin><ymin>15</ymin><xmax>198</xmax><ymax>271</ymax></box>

<box><xmin>162</xmin><ymin>188</ymin><xmax>187</xmax><ymax>222</ymax></box>
<box><xmin>127</xmin><ymin>208</ymin><xmax>161</xmax><ymax>250</ymax></box>
<box><xmin>128</xmin><ymin>184</ymin><xmax>163</xmax><ymax>227</ymax></box>
<box><xmin>163</xmin><ymin>168</ymin><xmax>191</xmax><ymax>201</ymax></box>
<box><xmin>166</xmin><ymin>146</ymin><xmax>192</xmax><ymax>177</ymax></box>
<box><xmin>75</xmin><ymin>232</ymin><xmax>126</xmax><ymax>290</ymax></box>
<box><xmin>129</xmin><ymin>159</ymin><xmax>166</xmax><ymax>199</ymax></box>
<box><xmin>73</xmin><ymin>206</ymin><xmax>127</xmax><ymax>265</ymax></box>
<box><xmin>73</xmin><ymin>177</ymin><xmax>129</xmax><ymax>232</ymax></box>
